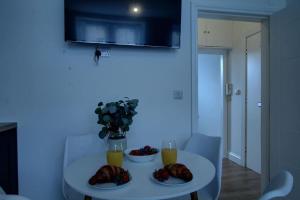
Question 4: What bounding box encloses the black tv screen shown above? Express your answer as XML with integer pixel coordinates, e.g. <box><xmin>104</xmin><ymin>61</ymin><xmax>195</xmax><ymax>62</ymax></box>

<box><xmin>65</xmin><ymin>0</ymin><xmax>181</xmax><ymax>48</ymax></box>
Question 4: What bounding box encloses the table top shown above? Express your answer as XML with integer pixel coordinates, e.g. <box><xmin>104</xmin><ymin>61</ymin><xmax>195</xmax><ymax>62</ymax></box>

<box><xmin>64</xmin><ymin>150</ymin><xmax>215</xmax><ymax>200</ymax></box>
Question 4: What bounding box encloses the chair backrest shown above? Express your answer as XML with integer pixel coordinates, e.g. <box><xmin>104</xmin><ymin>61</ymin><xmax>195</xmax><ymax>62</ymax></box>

<box><xmin>1</xmin><ymin>195</ymin><xmax>31</xmax><ymax>200</ymax></box>
<box><xmin>0</xmin><ymin>187</ymin><xmax>31</xmax><ymax>200</ymax></box>
<box><xmin>0</xmin><ymin>186</ymin><xmax>5</xmax><ymax>195</ymax></box>
<box><xmin>62</xmin><ymin>134</ymin><xmax>106</xmax><ymax>199</ymax></box>
<box><xmin>63</xmin><ymin>134</ymin><xmax>106</xmax><ymax>169</ymax></box>
<box><xmin>259</xmin><ymin>170</ymin><xmax>293</xmax><ymax>200</ymax></box>
<box><xmin>185</xmin><ymin>133</ymin><xmax>222</xmax><ymax>200</ymax></box>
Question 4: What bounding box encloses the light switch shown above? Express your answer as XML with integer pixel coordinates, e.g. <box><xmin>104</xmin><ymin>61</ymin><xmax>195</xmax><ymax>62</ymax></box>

<box><xmin>173</xmin><ymin>90</ymin><xmax>183</xmax><ymax>100</ymax></box>
<box><xmin>234</xmin><ymin>89</ymin><xmax>241</xmax><ymax>95</ymax></box>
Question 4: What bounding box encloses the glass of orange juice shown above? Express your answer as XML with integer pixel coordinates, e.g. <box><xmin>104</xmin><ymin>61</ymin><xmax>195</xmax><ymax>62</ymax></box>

<box><xmin>161</xmin><ymin>140</ymin><xmax>177</xmax><ymax>166</ymax></box>
<box><xmin>106</xmin><ymin>143</ymin><xmax>123</xmax><ymax>167</ymax></box>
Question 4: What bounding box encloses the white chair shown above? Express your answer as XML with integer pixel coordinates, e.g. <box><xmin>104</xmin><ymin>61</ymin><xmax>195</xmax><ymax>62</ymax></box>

<box><xmin>0</xmin><ymin>187</ymin><xmax>5</xmax><ymax>195</ymax></box>
<box><xmin>180</xmin><ymin>134</ymin><xmax>222</xmax><ymax>200</ymax></box>
<box><xmin>0</xmin><ymin>187</ymin><xmax>31</xmax><ymax>200</ymax></box>
<box><xmin>0</xmin><ymin>196</ymin><xmax>31</xmax><ymax>200</ymax></box>
<box><xmin>259</xmin><ymin>170</ymin><xmax>293</xmax><ymax>200</ymax></box>
<box><xmin>63</xmin><ymin>134</ymin><xmax>106</xmax><ymax>200</ymax></box>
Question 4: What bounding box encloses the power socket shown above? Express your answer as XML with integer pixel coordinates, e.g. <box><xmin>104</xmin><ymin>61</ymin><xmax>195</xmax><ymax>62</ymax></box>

<box><xmin>101</xmin><ymin>49</ymin><xmax>110</xmax><ymax>57</ymax></box>
<box><xmin>173</xmin><ymin>90</ymin><xmax>183</xmax><ymax>100</ymax></box>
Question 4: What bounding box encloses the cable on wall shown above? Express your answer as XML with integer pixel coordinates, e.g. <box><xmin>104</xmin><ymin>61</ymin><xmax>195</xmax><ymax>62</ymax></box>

<box><xmin>94</xmin><ymin>46</ymin><xmax>102</xmax><ymax>64</ymax></box>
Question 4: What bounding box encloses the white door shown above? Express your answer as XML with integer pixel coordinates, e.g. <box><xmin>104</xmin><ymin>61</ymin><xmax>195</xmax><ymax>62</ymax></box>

<box><xmin>246</xmin><ymin>32</ymin><xmax>261</xmax><ymax>173</ymax></box>
<box><xmin>197</xmin><ymin>51</ymin><xmax>227</xmax><ymax>157</ymax></box>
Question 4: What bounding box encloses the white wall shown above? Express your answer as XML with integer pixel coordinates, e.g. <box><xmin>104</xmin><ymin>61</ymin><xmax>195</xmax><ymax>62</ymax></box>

<box><xmin>227</xmin><ymin>21</ymin><xmax>261</xmax><ymax>164</ymax></box>
<box><xmin>195</xmin><ymin>0</ymin><xmax>285</xmax><ymax>14</ymax></box>
<box><xmin>270</xmin><ymin>0</ymin><xmax>300</xmax><ymax>199</ymax></box>
<box><xmin>0</xmin><ymin>0</ymin><xmax>286</xmax><ymax>200</ymax></box>
<box><xmin>197</xmin><ymin>54</ymin><xmax>222</xmax><ymax>137</ymax></box>
<box><xmin>0</xmin><ymin>0</ymin><xmax>192</xmax><ymax>199</ymax></box>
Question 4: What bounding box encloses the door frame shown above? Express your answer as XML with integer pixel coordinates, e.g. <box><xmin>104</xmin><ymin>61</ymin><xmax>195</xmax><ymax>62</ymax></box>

<box><xmin>245</xmin><ymin>31</ymin><xmax>262</xmax><ymax>171</ymax></box>
<box><xmin>197</xmin><ymin>48</ymin><xmax>229</xmax><ymax>158</ymax></box>
<box><xmin>190</xmin><ymin>2</ymin><xmax>271</xmax><ymax>189</ymax></box>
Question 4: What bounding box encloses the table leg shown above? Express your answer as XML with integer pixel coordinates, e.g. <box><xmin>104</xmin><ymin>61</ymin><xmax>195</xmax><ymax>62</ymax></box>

<box><xmin>84</xmin><ymin>195</ymin><xmax>92</xmax><ymax>200</ymax></box>
<box><xmin>190</xmin><ymin>192</ymin><xmax>198</xmax><ymax>200</ymax></box>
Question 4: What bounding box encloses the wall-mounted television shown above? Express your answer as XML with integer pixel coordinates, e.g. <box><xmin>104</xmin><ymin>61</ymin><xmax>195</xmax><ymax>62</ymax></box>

<box><xmin>65</xmin><ymin>0</ymin><xmax>182</xmax><ymax>48</ymax></box>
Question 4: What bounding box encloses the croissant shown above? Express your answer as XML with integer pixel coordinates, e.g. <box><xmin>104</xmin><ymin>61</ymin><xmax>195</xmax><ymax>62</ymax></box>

<box><xmin>164</xmin><ymin>163</ymin><xmax>193</xmax><ymax>182</ymax></box>
<box><xmin>88</xmin><ymin>165</ymin><xmax>130</xmax><ymax>185</ymax></box>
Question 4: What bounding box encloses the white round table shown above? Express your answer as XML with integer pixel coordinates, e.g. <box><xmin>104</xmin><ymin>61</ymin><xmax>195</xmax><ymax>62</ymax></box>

<box><xmin>64</xmin><ymin>151</ymin><xmax>215</xmax><ymax>200</ymax></box>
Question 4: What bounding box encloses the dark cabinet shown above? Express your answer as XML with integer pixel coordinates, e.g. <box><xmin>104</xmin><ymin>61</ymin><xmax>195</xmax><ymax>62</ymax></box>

<box><xmin>0</xmin><ymin>124</ymin><xmax>18</xmax><ymax>194</ymax></box>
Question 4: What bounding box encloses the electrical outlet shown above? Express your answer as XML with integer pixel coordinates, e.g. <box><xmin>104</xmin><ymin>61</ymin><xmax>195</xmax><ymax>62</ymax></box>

<box><xmin>173</xmin><ymin>90</ymin><xmax>183</xmax><ymax>100</ymax></box>
<box><xmin>101</xmin><ymin>49</ymin><xmax>111</xmax><ymax>57</ymax></box>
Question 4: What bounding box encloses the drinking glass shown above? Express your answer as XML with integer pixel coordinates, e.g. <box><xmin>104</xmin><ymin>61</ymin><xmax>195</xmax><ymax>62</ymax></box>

<box><xmin>106</xmin><ymin>143</ymin><xmax>124</xmax><ymax>167</ymax></box>
<box><xmin>161</xmin><ymin>140</ymin><xmax>177</xmax><ymax>166</ymax></box>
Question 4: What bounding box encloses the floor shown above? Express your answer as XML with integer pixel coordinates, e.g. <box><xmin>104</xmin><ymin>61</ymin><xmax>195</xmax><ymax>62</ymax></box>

<box><xmin>219</xmin><ymin>159</ymin><xmax>261</xmax><ymax>200</ymax></box>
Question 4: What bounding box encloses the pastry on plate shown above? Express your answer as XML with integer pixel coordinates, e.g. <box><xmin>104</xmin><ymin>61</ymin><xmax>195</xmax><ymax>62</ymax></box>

<box><xmin>89</xmin><ymin>165</ymin><xmax>130</xmax><ymax>186</ymax></box>
<box><xmin>153</xmin><ymin>163</ymin><xmax>193</xmax><ymax>182</ymax></box>
<box><xmin>164</xmin><ymin>163</ymin><xmax>193</xmax><ymax>182</ymax></box>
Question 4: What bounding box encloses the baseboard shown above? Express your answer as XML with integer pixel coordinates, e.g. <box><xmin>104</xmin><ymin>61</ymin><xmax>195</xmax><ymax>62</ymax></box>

<box><xmin>228</xmin><ymin>152</ymin><xmax>242</xmax><ymax>165</ymax></box>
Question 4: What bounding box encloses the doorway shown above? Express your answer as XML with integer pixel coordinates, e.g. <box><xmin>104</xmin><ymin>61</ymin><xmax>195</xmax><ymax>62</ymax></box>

<box><xmin>195</xmin><ymin>17</ymin><xmax>262</xmax><ymax>166</ymax></box>
<box><xmin>191</xmin><ymin>10</ymin><xmax>269</xmax><ymax>198</ymax></box>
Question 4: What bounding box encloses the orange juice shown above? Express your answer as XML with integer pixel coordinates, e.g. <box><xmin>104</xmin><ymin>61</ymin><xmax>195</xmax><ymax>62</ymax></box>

<box><xmin>161</xmin><ymin>148</ymin><xmax>177</xmax><ymax>166</ymax></box>
<box><xmin>106</xmin><ymin>150</ymin><xmax>123</xmax><ymax>167</ymax></box>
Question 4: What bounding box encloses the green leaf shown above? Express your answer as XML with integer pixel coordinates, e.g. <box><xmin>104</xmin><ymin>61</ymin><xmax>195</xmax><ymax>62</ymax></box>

<box><xmin>132</xmin><ymin>99</ymin><xmax>139</xmax><ymax>104</ymax></box>
<box><xmin>95</xmin><ymin>107</ymin><xmax>102</xmax><ymax>114</ymax></box>
<box><xmin>102</xmin><ymin>107</ymin><xmax>109</xmax><ymax>113</ymax></box>
<box><xmin>128</xmin><ymin>99</ymin><xmax>139</xmax><ymax>105</ymax></box>
<box><xmin>99</xmin><ymin>128</ymin><xmax>108</xmax><ymax>139</ymax></box>
<box><xmin>123</xmin><ymin>126</ymin><xmax>129</xmax><ymax>132</ymax></box>
<box><xmin>130</xmin><ymin>110</ymin><xmax>137</xmax><ymax>115</ymax></box>
<box><xmin>122</xmin><ymin>118</ymin><xmax>129</xmax><ymax>125</ymax></box>
<box><xmin>103</xmin><ymin>115</ymin><xmax>111</xmax><ymax>122</ymax></box>
<box><xmin>108</xmin><ymin>105</ymin><xmax>117</xmax><ymax>114</ymax></box>
<box><xmin>128</xmin><ymin>118</ymin><xmax>133</xmax><ymax>125</ymax></box>
<box><xmin>123</xmin><ymin>104</ymin><xmax>129</xmax><ymax>112</ymax></box>
<box><xmin>98</xmin><ymin>102</ymin><xmax>103</xmax><ymax>106</ymax></box>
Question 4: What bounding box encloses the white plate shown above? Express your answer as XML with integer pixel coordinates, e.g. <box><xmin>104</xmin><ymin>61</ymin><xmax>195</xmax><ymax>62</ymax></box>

<box><xmin>89</xmin><ymin>174</ymin><xmax>132</xmax><ymax>190</ymax></box>
<box><xmin>150</xmin><ymin>174</ymin><xmax>192</xmax><ymax>186</ymax></box>
<box><xmin>124</xmin><ymin>148</ymin><xmax>159</xmax><ymax>163</ymax></box>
